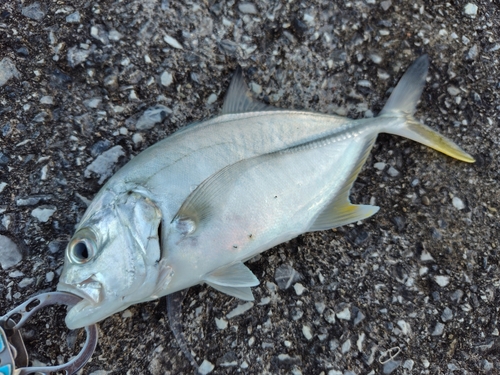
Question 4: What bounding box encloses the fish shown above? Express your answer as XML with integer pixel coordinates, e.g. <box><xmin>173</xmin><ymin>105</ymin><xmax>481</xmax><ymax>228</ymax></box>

<box><xmin>57</xmin><ymin>55</ymin><xmax>474</xmax><ymax>330</ymax></box>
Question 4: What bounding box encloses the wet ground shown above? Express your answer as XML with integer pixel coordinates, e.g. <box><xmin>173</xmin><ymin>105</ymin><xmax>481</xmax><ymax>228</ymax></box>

<box><xmin>1</xmin><ymin>0</ymin><xmax>499</xmax><ymax>374</ymax></box>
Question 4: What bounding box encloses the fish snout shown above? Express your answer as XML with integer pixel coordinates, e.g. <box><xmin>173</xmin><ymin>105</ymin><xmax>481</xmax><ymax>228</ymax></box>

<box><xmin>58</xmin><ymin>276</ymin><xmax>103</xmax><ymax>304</ymax></box>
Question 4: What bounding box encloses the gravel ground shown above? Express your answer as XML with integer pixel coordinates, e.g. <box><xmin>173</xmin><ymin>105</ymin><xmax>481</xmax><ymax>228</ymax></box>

<box><xmin>1</xmin><ymin>0</ymin><xmax>499</xmax><ymax>374</ymax></box>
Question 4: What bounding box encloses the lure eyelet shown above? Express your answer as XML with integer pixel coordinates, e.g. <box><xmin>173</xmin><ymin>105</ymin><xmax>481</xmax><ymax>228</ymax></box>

<box><xmin>68</xmin><ymin>230</ymin><xmax>97</xmax><ymax>264</ymax></box>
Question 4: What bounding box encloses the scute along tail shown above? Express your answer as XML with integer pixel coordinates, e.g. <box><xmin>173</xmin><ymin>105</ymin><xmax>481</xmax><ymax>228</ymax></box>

<box><xmin>380</xmin><ymin>55</ymin><xmax>475</xmax><ymax>163</ymax></box>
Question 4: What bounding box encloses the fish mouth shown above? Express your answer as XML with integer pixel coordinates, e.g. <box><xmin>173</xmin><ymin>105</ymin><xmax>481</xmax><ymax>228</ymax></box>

<box><xmin>57</xmin><ymin>276</ymin><xmax>103</xmax><ymax>304</ymax></box>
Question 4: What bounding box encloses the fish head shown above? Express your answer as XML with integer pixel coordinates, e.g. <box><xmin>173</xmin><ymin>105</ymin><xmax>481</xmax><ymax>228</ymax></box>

<box><xmin>57</xmin><ymin>189</ymin><xmax>172</xmax><ymax>329</ymax></box>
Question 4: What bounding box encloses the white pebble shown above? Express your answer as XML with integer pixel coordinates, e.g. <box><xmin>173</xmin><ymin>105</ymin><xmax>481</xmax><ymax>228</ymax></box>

<box><xmin>302</xmin><ymin>325</ymin><xmax>313</xmax><ymax>340</ymax></box>
<box><xmin>238</xmin><ymin>2</ymin><xmax>258</xmax><ymax>14</ymax></box>
<box><xmin>452</xmin><ymin>196</ymin><xmax>465</xmax><ymax>210</ymax></box>
<box><xmin>206</xmin><ymin>93</ymin><xmax>218</xmax><ymax>105</ymax></box>
<box><xmin>122</xmin><ymin>309</ymin><xmax>133</xmax><ymax>318</ymax></box>
<box><xmin>341</xmin><ymin>338</ymin><xmax>351</xmax><ymax>353</ymax></box>
<box><xmin>464</xmin><ymin>3</ymin><xmax>478</xmax><ymax>16</ymax></box>
<box><xmin>293</xmin><ymin>283</ymin><xmax>306</xmax><ymax>295</ymax></box>
<box><xmin>0</xmin><ymin>182</ymin><xmax>8</xmax><ymax>193</ymax></box>
<box><xmin>447</xmin><ymin>86</ymin><xmax>460</xmax><ymax>96</ymax></box>
<box><xmin>132</xmin><ymin>133</ymin><xmax>144</xmax><ymax>145</ymax></box>
<box><xmin>163</xmin><ymin>35</ymin><xmax>183</xmax><ymax>49</ymax></box>
<box><xmin>380</xmin><ymin>0</ymin><xmax>392</xmax><ymax>11</ymax></box>
<box><xmin>432</xmin><ymin>322</ymin><xmax>445</xmax><ymax>336</ymax></box>
<box><xmin>40</xmin><ymin>96</ymin><xmax>53</xmax><ymax>104</ymax></box>
<box><xmin>31</xmin><ymin>206</ymin><xmax>57</xmax><ymax>222</ymax></box>
<box><xmin>336</xmin><ymin>307</ymin><xmax>351</xmax><ymax>320</ymax></box>
<box><xmin>374</xmin><ymin>162</ymin><xmax>386</xmax><ymax>170</ymax></box>
<box><xmin>45</xmin><ymin>271</ymin><xmax>55</xmax><ymax>282</ymax></box>
<box><xmin>387</xmin><ymin>166</ymin><xmax>399</xmax><ymax>177</ymax></box>
<box><xmin>434</xmin><ymin>275</ymin><xmax>450</xmax><ymax>287</ymax></box>
<box><xmin>226</xmin><ymin>302</ymin><xmax>253</xmax><ymax>319</ymax></box>
<box><xmin>19</xmin><ymin>277</ymin><xmax>35</xmax><ymax>288</ymax></box>
<box><xmin>198</xmin><ymin>359</ymin><xmax>215</xmax><ymax>374</ymax></box>
<box><xmin>160</xmin><ymin>71</ymin><xmax>173</xmax><ymax>87</ymax></box>
<box><xmin>215</xmin><ymin>317</ymin><xmax>228</xmax><ymax>329</ymax></box>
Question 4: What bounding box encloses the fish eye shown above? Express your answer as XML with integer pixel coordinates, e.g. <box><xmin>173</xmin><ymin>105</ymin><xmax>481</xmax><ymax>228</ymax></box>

<box><xmin>68</xmin><ymin>229</ymin><xmax>97</xmax><ymax>264</ymax></box>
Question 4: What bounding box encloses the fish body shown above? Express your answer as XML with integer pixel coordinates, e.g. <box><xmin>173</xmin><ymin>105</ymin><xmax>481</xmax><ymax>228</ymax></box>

<box><xmin>57</xmin><ymin>56</ymin><xmax>474</xmax><ymax>329</ymax></box>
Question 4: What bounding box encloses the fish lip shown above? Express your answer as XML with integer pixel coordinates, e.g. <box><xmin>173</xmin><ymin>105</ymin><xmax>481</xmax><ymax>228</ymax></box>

<box><xmin>57</xmin><ymin>277</ymin><xmax>102</xmax><ymax>304</ymax></box>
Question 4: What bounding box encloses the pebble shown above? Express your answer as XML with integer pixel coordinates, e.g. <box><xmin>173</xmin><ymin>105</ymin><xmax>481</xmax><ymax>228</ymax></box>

<box><xmin>452</xmin><ymin>196</ymin><xmax>465</xmax><ymax>210</ymax></box>
<box><xmin>238</xmin><ymin>2</ymin><xmax>258</xmax><ymax>14</ymax></box>
<box><xmin>387</xmin><ymin>166</ymin><xmax>399</xmax><ymax>177</ymax></box>
<box><xmin>374</xmin><ymin>162</ymin><xmax>386</xmax><ymax>170</ymax></box>
<box><xmin>226</xmin><ymin>302</ymin><xmax>253</xmax><ymax>319</ymax></box>
<box><xmin>0</xmin><ymin>182</ymin><xmax>7</xmax><ymax>193</ymax></box>
<box><xmin>466</xmin><ymin>44</ymin><xmax>478</xmax><ymax>60</ymax></box>
<box><xmin>46</xmin><ymin>271</ymin><xmax>55</xmax><ymax>282</ymax></box>
<box><xmin>314</xmin><ymin>301</ymin><xmax>326</xmax><ymax>314</ymax></box>
<box><xmin>66</xmin><ymin>11</ymin><xmax>81</xmax><ymax>23</ymax></box>
<box><xmin>402</xmin><ymin>359</ymin><xmax>414</xmax><ymax>370</ymax></box>
<box><xmin>293</xmin><ymin>283</ymin><xmax>306</xmax><ymax>295</ymax></box>
<box><xmin>383</xmin><ymin>360</ymin><xmax>401</xmax><ymax>374</ymax></box>
<box><xmin>84</xmin><ymin>145</ymin><xmax>125</xmax><ymax>184</ymax></box>
<box><xmin>21</xmin><ymin>2</ymin><xmax>46</xmax><ymax>21</ymax></box>
<box><xmin>464</xmin><ymin>3</ymin><xmax>478</xmax><ymax>16</ymax></box>
<box><xmin>136</xmin><ymin>105</ymin><xmax>172</xmax><ymax>130</ymax></box>
<box><xmin>67</xmin><ymin>46</ymin><xmax>91</xmax><ymax>68</ymax></box>
<box><xmin>160</xmin><ymin>71</ymin><xmax>173</xmax><ymax>87</ymax></box>
<box><xmin>18</xmin><ymin>277</ymin><xmax>35</xmax><ymax>288</ymax></box>
<box><xmin>163</xmin><ymin>35</ymin><xmax>183</xmax><ymax>49</ymax></box>
<box><xmin>341</xmin><ymin>338</ymin><xmax>351</xmax><ymax>353</ymax></box>
<box><xmin>336</xmin><ymin>306</ymin><xmax>351</xmax><ymax>320</ymax></box>
<box><xmin>380</xmin><ymin>1</ymin><xmax>392</xmax><ymax>11</ymax></box>
<box><xmin>431</xmin><ymin>322</ymin><xmax>445</xmax><ymax>336</ymax></box>
<box><xmin>215</xmin><ymin>317</ymin><xmax>228</xmax><ymax>329</ymax></box>
<box><xmin>434</xmin><ymin>275</ymin><xmax>450</xmax><ymax>287</ymax></box>
<box><xmin>40</xmin><ymin>96</ymin><xmax>54</xmax><ymax>104</ymax></box>
<box><xmin>302</xmin><ymin>325</ymin><xmax>313</xmax><ymax>340</ymax></box>
<box><xmin>31</xmin><ymin>205</ymin><xmax>57</xmax><ymax>222</ymax></box>
<box><xmin>275</xmin><ymin>264</ymin><xmax>301</xmax><ymax>289</ymax></box>
<box><xmin>447</xmin><ymin>86</ymin><xmax>460</xmax><ymax>96</ymax></box>
<box><xmin>0</xmin><ymin>58</ymin><xmax>21</xmax><ymax>87</ymax></box>
<box><xmin>198</xmin><ymin>359</ymin><xmax>215</xmax><ymax>374</ymax></box>
<box><xmin>9</xmin><ymin>270</ymin><xmax>24</xmax><ymax>278</ymax></box>
<box><xmin>441</xmin><ymin>307</ymin><xmax>453</xmax><ymax>322</ymax></box>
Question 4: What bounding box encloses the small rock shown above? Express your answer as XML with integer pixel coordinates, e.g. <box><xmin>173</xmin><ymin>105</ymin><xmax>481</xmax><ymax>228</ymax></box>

<box><xmin>238</xmin><ymin>2</ymin><xmax>258</xmax><ymax>14</ymax></box>
<box><xmin>336</xmin><ymin>306</ymin><xmax>351</xmax><ymax>320</ymax></box>
<box><xmin>40</xmin><ymin>96</ymin><xmax>54</xmax><ymax>104</ymax></box>
<box><xmin>314</xmin><ymin>302</ymin><xmax>326</xmax><ymax>314</ymax></box>
<box><xmin>431</xmin><ymin>322</ymin><xmax>445</xmax><ymax>336</ymax></box>
<box><xmin>160</xmin><ymin>71</ymin><xmax>173</xmax><ymax>87</ymax></box>
<box><xmin>370</xmin><ymin>53</ymin><xmax>383</xmax><ymax>64</ymax></box>
<box><xmin>341</xmin><ymin>338</ymin><xmax>351</xmax><ymax>353</ymax></box>
<box><xmin>380</xmin><ymin>1</ymin><xmax>392</xmax><ymax>11</ymax></box>
<box><xmin>84</xmin><ymin>145</ymin><xmax>125</xmax><ymax>184</ymax></box>
<box><xmin>22</xmin><ymin>2</ymin><xmax>46</xmax><ymax>21</ymax></box>
<box><xmin>302</xmin><ymin>325</ymin><xmax>313</xmax><ymax>340</ymax></box>
<box><xmin>434</xmin><ymin>275</ymin><xmax>450</xmax><ymax>287</ymax></box>
<box><xmin>465</xmin><ymin>44</ymin><xmax>479</xmax><ymax>61</ymax></box>
<box><xmin>206</xmin><ymin>93</ymin><xmax>218</xmax><ymax>105</ymax></box>
<box><xmin>198</xmin><ymin>359</ymin><xmax>215</xmax><ymax>374</ymax></box>
<box><xmin>441</xmin><ymin>307</ymin><xmax>453</xmax><ymax>322</ymax></box>
<box><xmin>452</xmin><ymin>196</ymin><xmax>465</xmax><ymax>210</ymax></box>
<box><xmin>387</xmin><ymin>166</ymin><xmax>399</xmax><ymax>177</ymax></box>
<box><xmin>402</xmin><ymin>359</ymin><xmax>414</xmax><ymax>370</ymax></box>
<box><xmin>122</xmin><ymin>309</ymin><xmax>133</xmax><ymax>318</ymax></box>
<box><xmin>215</xmin><ymin>317</ymin><xmax>228</xmax><ymax>330</ymax></box>
<box><xmin>383</xmin><ymin>360</ymin><xmax>401</xmax><ymax>374</ymax></box>
<box><xmin>0</xmin><ymin>58</ymin><xmax>21</xmax><ymax>87</ymax></box>
<box><xmin>226</xmin><ymin>302</ymin><xmax>253</xmax><ymax>319</ymax></box>
<box><xmin>275</xmin><ymin>264</ymin><xmax>301</xmax><ymax>290</ymax></box>
<box><xmin>374</xmin><ymin>162</ymin><xmax>386</xmax><ymax>170</ymax></box>
<box><xmin>293</xmin><ymin>283</ymin><xmax>306</xmax><ymax>295</ymax></box>
<box><xmin>46</xmin><ymin>271</ymin><xmax>55</xmax><ymax>282</ymax></box>
<box><xmin>0</xmin><ymin>235</ymin><xmax>22</xmax><ymax>270</ymax></box>
<box><xmin>0</xmin><ymin>182</ymin><xmax>7</xmax><ymax>193</ymax></box>
<box><xmin>464</xmin><ymin>3</ymin><xmax>478</xmax><ymax>16</ymax></box>
<box><xmin>136</xmin><ymin>105</ymin><xmax>172</xmax><ymax>130</ymax></box>
<box><xmin>31</xmin><ymin>205</ymin><xmax>57</xmax><ymax>222</ymax></box>
<box><xmin>163</xmin><ymin>35</ymin><xmax>183</xmax><ymax>49</ymax></box>
<box><xmin>90</xmin><ymin>25</ymin><xmax>109</xmax><ymax>45</ymax></box>
<box><xmin>66</xmin><ymin>11</ymin><xmax>81</xmax><ymax>23</ymax></box>
<box><xmin>19</xmin><ymin>277</ymin><xmax>35</xmax><ymax>288</ymax></box>
<box><xmin>447</xmin><ymin>86</ymin><xmax>460</xmax><ymax>96</ymax></box>
<box><xmin>67</xmin><ymin>46</ymin><xmax>91</xmax><ymax>68</ymax></box>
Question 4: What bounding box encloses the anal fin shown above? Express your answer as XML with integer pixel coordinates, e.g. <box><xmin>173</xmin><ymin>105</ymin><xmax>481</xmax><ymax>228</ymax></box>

<box><xmin>203</xmin><ymin>262</ymin><xmax>259</xmax><ymax>300</ymax></box>
<box><xmin>310</xmin><ymin>137</ymin><xmax>379</xmax><ymax>231</ymax></box>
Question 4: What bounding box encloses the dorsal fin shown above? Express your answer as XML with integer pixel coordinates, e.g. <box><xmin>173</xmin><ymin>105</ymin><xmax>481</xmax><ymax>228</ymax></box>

<box><xmin>309</xmin><ymin>137</ymin><xmax>380</xmax><ymax>231</ymax></box>
<box><xmin>222</xmin><ymin>66</ymin><xmax>277</xmax><ymax>114</ymax></box>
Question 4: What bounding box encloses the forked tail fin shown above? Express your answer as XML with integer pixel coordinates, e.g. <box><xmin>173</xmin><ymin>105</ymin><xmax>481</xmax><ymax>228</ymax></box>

<box><xmin>380</xmin><ymin>55</ymin><xmax>475</xmax><ymax>163</ymax></box>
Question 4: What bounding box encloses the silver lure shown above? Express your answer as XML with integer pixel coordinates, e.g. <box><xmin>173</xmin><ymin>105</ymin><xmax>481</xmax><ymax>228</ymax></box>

<box><xmin>57</xmin><ymin>56</ymin><xmax>474</xmax><ymax>329</ymax></box>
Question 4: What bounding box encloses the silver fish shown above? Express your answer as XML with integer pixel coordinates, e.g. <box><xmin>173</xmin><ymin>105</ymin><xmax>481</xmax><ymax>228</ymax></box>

<box><xmin>57</xmin><ymin>56</ymin><xmax>474</xmax><ymax>329</ymax></box>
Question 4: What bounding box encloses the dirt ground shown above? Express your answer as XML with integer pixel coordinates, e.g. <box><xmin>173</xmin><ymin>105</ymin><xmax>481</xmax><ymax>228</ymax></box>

<box><xmin>1</xmin><ymin>0</ymin><xmax>499</xmax><ymax>374</ymax></box>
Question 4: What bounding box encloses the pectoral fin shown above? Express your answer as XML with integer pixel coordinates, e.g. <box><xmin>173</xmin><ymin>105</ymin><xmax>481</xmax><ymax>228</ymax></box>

<box><xmin>205</xmin><ymin>284</ymin><xmax>255</xmax><ymax>301</ymax></box>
